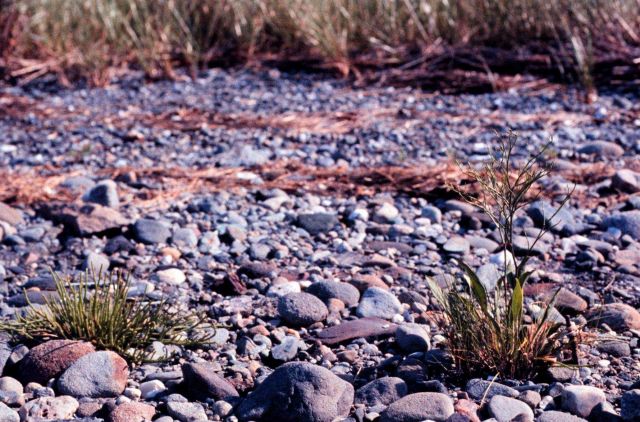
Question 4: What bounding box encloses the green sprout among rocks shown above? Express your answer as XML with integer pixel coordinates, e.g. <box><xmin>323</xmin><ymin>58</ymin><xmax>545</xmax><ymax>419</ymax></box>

<box><xmin>0</xmin><ymin>269</ymin><xmax>215</xmax><ymax>364</ymax></box>
<box><xmin>428</xmin><ymin>131</ymin><xmax>577</xmax><ymax>379</ymax></box>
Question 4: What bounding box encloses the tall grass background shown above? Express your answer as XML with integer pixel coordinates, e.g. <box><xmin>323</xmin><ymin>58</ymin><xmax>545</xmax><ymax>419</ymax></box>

<box><xmin>1</xmin><ymin>0</ymin><xmax>639</xmax><ymax>87</ymax></box>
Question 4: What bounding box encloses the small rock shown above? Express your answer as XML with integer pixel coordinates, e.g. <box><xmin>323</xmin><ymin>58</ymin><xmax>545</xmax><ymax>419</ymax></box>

<box><xmin>466</xmin><ymin>379</ymin><xmax>518</xmax><ymax>401</ymax></box>
<box><xmin>306</xmin><ymin>280</ymin><xmax>360</xmax><ymax>307</ymax></box>
<box><xmin>133</xmin><ymin>218</ymin><xmax>172</xmax><ymax>244</ymax></box>
<box><xmin>374</xmin><ymin>203</ymin><xmax>399</xmax><ymax>223</ymax></box>
<box><xmin>297</xmin><ymin>213</ymin><xmax>340</xmax><ymax>235</ymax></box>
<box><xmin>561</xmin><ymin>385</ymin><xmax>606</xmax><ymax>418</ymax></box>
<box><xmin>0</xmin><ymin>203</ymin><xmax>23</xmax><ymax>226</ymax></box>
<box><xmin>603</xmin><ymin>211</ymin><xmax>640</xmax><ymax>240</ymax></box>
<box><xmin>82</xmin><ymin>251</ymin><xmax>110</xmax><ymax>272</ymax></box>
<box><xmin>356</xmin><ymin>287</ymin><xmax>403</xmax><ymax>320</ymax></box>
<box><xmin>139</xmin><ymin>380</ymin><xmax>167</xmax><ymax>399</ymax></box>
<box><xmin>272</xmin><ymin>336</ymin><xmax>300</xmax><ymax>361</ymax></box>
<box><xmin>349</xmin><ymin>274</ymin><xmax>389</xmax><ymax>292</ymax></box>
<box><xmin>18</xmin><ymin>396</ymin><xmax>79</xmax><ymax>420</ymax></box>
<box><xmin>181</xmin><ymin>362</ymin><xmax>239</xmax><ymax>401</ymax></box>
<box><xmin>379</xmin><ymin>392</ymin><xmax>454</xmax><ymax>422</ymax></box>
<box><xmin>167</xmin><ymin>401</ymin><xmax>208</xmax><ymax>422</ymax></box>
<box><xmin>83</xmin><ymin>180</ymin><xmax>119</xmax><ymax>208</ymax></box>
<box><xmin>154</xmin><ymin>268</ymin><xmax>186</xmax><ymax>285</ymax></box>
<box><xmin>395</xmin><ymin>323</ymin><xmax>431</xmax><ymax>352</ymax></box>
<box><xmin>355</xmin><ymin>377</ymin><xmax>407</xmax><ymax>407</ymax></box>
<box><xmin>278</xmin><ymin>292</ymin><xmax>328</xmax><ymax>326</ymax></box>
<box><xmin>57</xmin><ymin>351</ymin><xmax>129</xmax><ymax>398</ymax></box>
<box><xmin>488</xmin><ymin>395</ymin><xmax>534</xmax><ymax>422</ymax></box>
<box><xmin>110</xmin><ymin>402</ymin><xmax>156</xmax><ymax>422</ymax></box>
<box><xmin>443</xmin><ymin>237</ymin><xmax>470</xmax><ymax>254</ymax></box>
<box><xmin>612</xmin><ymin>169</ymin><xmax>640</xmax><ymax>193</ymax></box>
<box><xmin>577</xmin><ymin>141</ymin><xmax>624</xmax><ymax>158</ymax></box>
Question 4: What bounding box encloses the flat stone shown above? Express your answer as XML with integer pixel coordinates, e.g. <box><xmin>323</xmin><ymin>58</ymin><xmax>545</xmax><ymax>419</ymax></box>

<box><xmin>235</xmin><ymin>362</ymin><xmax>353</xmax><ymax>422</ymax></box>
<box><xmin>538</xmin><ymin>410</ymin><xmax>587</xmax><ymax>422</ymax></box>
<box><xmin>356</xmin><ymin>287</ymin><xmax>403</xmax><ymax>320</ymax></box>
<box><xmin>181</xmin><ymin>362</ymin><xmax>239</xmax><ymax>401</ymax></box>
<box><xmin>43</xmin><ymin>204</ymin><xmax>129</xmax><ymax>236</ymax></box>
<box><xmin>588</xmin><ymin>303</ymin><xmax>640</xmax><ymax>331</ymax></box>
<box><xmin>466</xmin><ymin>379</ymin><xmax>518</xmax><ymax>401</ymax></box>
<box><xmin>57</xmin><ymin>351</ymin><xmax>129</xmax><ymax>398</ymax></box>
<box><xmin>597</xmin><ymin>340</ymin><xmax>631</xmax><ymax>357</ymax></box>
<box><xmin>577</xmin><ymin>141</ymin><xmax>624</xmax><ymax>158</ymax></box>
<box><xmin>316</xmin><ymin>317</ymin><xmax>397</xmax><ymax>345</ymax></box>
<box><xmin>379</xmin><ymin>392</ymin><xmax>454</xmax><ymax>422</ymax></box>
<box><xmin>524</xmin><ymin>283</ymin><xmax>587</xmax><ymax>314</ymax></box>
<box><xmin>110</xmin><ymin>402</ymin><xmax>156</xmax><ymax>422</ymax></box>
<box><xmin>167</xmin><ymin>402</ymin><xmax>207</xmax><ymax>422</ymax></box>
<box><xmin>0</xmin><ymin>203</ymin><xmax>23</xmax><ymax>226</ymax></box>
<box><xmin>349</xmin><ymin>274</ymin><xmax>389</xmax><ymax>291</ymax></box>
<box><xmin>443</xmin><ymin>236</ymin><xmax>470</xmax><ymax>254</ymax></box>
<box><xmin>561</xmin><ymin>385</ymin><xmax>606</xmax><ymax>418</ymax></box>
<box><xmin>154</xmin><ymin>268</ymin><xmax>186</xmax><ymax>285</ymax></box>
<box><xmin>20</xmin><ymin>340</ymin><xmax>95</xmax><ymax>384</ymax></box>
<box><xmin>297</xmin><ymin>213</ymin><xmax>340</xmax><ymax>235</ymax></box>
<box><xmin>488</xmin><ymin>395</ymin><xmax>534</xmax><ymax>422</ymax></box>
<box><xmin>18</xmin><ymin>396</ymin><xmax>79</xmax><ymax>420</ymax></box>
<box><xmin>355</xmin><ymin>376</ymin><xmax>408</xmax><ymax>407</ymax></box>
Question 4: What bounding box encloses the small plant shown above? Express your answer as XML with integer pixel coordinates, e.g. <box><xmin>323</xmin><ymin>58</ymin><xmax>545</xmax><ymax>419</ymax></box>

<box><xmin>0</xmin><ymin>269</ymin><xmax>214</xmax><ymax>363</ymax></box>
<box><xmin>428</xmin><ymin>131</ymin><xmax>574</xmax><ymax>379</ymax></box>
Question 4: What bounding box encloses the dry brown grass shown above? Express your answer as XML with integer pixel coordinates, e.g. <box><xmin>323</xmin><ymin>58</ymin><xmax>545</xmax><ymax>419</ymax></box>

<box><xmin>1</xmin><ymin>0</ymin><xmax>639</xmax><ymax>89</ymax></box>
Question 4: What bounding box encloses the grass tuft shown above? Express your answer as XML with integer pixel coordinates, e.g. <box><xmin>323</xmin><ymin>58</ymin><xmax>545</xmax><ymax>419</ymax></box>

<box><xmin>428</xmin><ymin>131</ymin><xmax>577</xmax><ymax>379</ymax></box>
<box><xmin>0</xmin><ymin>269</ymin><xmax>214</xmax><ymax>363</ymax></box>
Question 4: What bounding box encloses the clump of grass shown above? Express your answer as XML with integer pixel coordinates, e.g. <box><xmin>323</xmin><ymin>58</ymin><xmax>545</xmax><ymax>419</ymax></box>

<box><xmin>428</xmin><ymin>131</ymin><xmax>575</xmax><ymax>379</ymax></box>
<box><xmin>2</xmin><ymin>0</ymin><xmax>639</xmax><ymax>86</ymax></box>
<box><xmin>0</xmin><ymin>269</ymin><xmax>214</xmax><ymax>363</ymax></box>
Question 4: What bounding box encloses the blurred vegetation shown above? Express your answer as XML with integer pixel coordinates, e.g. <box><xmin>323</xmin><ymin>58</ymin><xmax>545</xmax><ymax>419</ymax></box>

<box><xmin>0</xmin><ymin>0</ymin><xmax>639</xmax><ymax>88</ymax></box>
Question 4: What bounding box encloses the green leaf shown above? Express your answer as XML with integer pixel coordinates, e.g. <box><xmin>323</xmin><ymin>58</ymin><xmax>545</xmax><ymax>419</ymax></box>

<box><xmin>509</xmin><ymin>276</ymin><xmax>523</xmax><ymax>324</ymax></box>
<box><xmin>459</xmin><ymin>261</ymin><xmax>488</xmax><ymax>313</ymax></box>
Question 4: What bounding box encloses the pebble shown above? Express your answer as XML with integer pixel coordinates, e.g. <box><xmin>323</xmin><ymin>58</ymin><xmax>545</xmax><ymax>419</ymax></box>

<box><xmin>278</xmin><ymin>292</ymin><xmax>329</xmax><ymax>326</ymax></box>
<box><xmin>355</xmin><ymin>377</ymin><xmax>407</xmax><ymax>407</ymax></box>
<box><xmin>18</xmin><ymin>396</ymin><xmax>79</xmax><ymax>420</ymax></box>
<box><xmin>19</xmin><ymin>340</ymin><xmax>95</xmax><ymax>385</ymax></box>
<box><xmin>181</xmin><ymin>362</ymin><xmax>239</xmax><ymax>401</ymax></box>
<box><xmin>57</xmin><ymin>351</ymin><xmax>129</xmax><ymax>398</ymax></box>
<box><xmin>356</xmin><ymin>287</ymin><xmax>403</xmax><ymax>320</ymax></box>
<box><xmin>488</xmin><ymin>395</ymin><xmax>534</xmax><ymax>422</ymax></box>
<box><xmin>306</xmin><ymin>280</ymin><xmax>360</xmax><ymax>307</ymax></box>
<box><xmin>140</xmin><ymin>379</ymin><xmax>167</xmax><ymax>399</ymax></box>
<box><xmin>395</xmin><ymin>323</ymin><xmax>431</xmax><ymax>352</ymax></box>
<box><xmin>379</xmin><ymin>392</ymin><xmax>454</xmax><ymax>422</ymax></box>
<box><xmin>561</xmin><ymin>385</ymin><xmax>606</xmax><ymax>418</ymax></box>
<box><xmin>167</xmin><ymin>401</ymin><xmax>208</xmax><ymax>422</ymax></box>
<box><xmin>133</xmin><ymin>218</ymin><xmax>172</xmax><ymax>244</ymax></box>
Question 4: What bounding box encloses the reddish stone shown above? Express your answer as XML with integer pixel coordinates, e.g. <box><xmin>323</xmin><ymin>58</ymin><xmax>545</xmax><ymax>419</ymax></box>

<box><xmin>110</xmin><ymin>402</ymin><xmax>156</xmax><ymax>422</ymax></box>
<box><xmin>316</xmin><ymin>317</ymin><xmax>397</xmax><ymax>345</ymax></box>
<box><xmin>20</xmin><ymin>340</ymin><xmax>95</xmax><ymax>384</ymax></box>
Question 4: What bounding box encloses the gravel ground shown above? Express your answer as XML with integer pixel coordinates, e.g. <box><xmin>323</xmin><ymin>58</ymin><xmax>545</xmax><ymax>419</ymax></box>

<box><xmin>0</xmin><ymin>69</ymin><xmax>639</xmax><ymax>422</ymax></box>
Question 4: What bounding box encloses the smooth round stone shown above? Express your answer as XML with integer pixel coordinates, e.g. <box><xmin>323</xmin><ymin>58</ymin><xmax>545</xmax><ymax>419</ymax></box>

<box><xmin>355</xmin><ymin>377</ymin><xmax>408</xmax><ymax>407</ymax></box>
<box><xmin>82</xmin><ymin>252</ymin><xmax>110</xmax><ymax>272</ymax></box>
<box><xmin>488</xmin><ymin>395</ymin><xmax>534</xmax><ymax>422</ymax></box>
<box><xmin>167</xmin><ymin>401</ymin><xmax>208</xmax><ymax>421</ymax></box>
<box><xmin>306</xmin><ymin>280</ymin><xmax>360</xmax><ymax>307</ymax></box>
<box><xmin>379</xmin><ymin>392</ymin><xmax>454</xmax><ymax>422</ymax></box>
<box><xmin>0</xmin><ymin>402</ymin><xmax>18</xmax><ymax>422</ymax></box>
<box><xmin>443</xmin><ymin>236</ymin><xmax>470</xmax><ymax>254</ymax></box>
<box><xmin>139</xmin><ymin>380</ymin><xmax>167</xmax><ymax>399</ymax></box>
<box><xmin>154</xmin><ymin>268</ymin><xmax>186</xmax><ymax>285</ymax></box>
<box><xmin>18</xmin><ymin>396</ymin><xmax>79</xmax><ymax>420</ymax></box>
<box><xmin>561</xmin><ymin>385</ymin><xmax>606</xmax><ymax>418</ymax></box>
<box><xmin>133</xmin><ymin>219</ymin><xmax>171</xmax><ymax>244</ymax></box>
<box><xmin>278</xmin><ymin>292</ymin><xmax>328</xmax><ymax>326</ymax></box>
<box><xmin>356</xmin><ymin>287</ymin><xmax>403</xmax><ymax>320</ymax></box>
<box><xmin>57</xmin><ymin>351</ymin><xmax>129</xmax><ymax>398</ymax></box>
<box><xmin>395</xmin><ymin>323</ymin><xmax>431</xmax><ymax>352</ymax></box>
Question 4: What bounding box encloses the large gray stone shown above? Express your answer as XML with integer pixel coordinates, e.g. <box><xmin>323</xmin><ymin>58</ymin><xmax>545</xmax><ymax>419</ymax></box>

<box><xmin>297</xmin><ymin>213</ymin><xmax>340</xmax><ymax>235</ymax></box>
<box><xmin>356</xmin><ymin>287</ymin><xmax>403</xmax><ymax>320</ymax></box>
<box><xmin>538</xmin><ymin>410</ymin><xmax>587</xmax><ymax>422</ymax></box>
<box><xmin>488</xmin><ymin>395</ymin><xmax>534</xmax><ymax>422</ymax></box>
<box><xmin>355</xmin><ymin>377</ymin><xmax>407</xmax><ymax>407</ymax></box>
<box><xmin>561</xmin><ymin>385</ymin><xmax>606</xmax><ymax>418</ymax></box>
<box><xmin>379</xmin><ymin>392</ymin><xmax>454</xmax><ymax>422</ymax></box>
<box><xmin>57</xmin><ymin>351</ymin><xmax>128</xmax><ymax>398</ymax></box>
<box><xmin>235</xmin><ymin>362</ymin><xmax>353</xmax><ymax>422</ymax></box>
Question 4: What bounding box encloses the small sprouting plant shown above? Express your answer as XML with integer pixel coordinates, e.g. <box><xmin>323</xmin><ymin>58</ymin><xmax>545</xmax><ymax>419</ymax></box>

<box><xmin>0</xmin><ymin>270</ymin><xmax>214</xmax><ymax>363</ymax></box>
<box><xmin>428</xmin><ymin>131</ymin><xmax>574</xmax><ymax>379</ymax></box>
